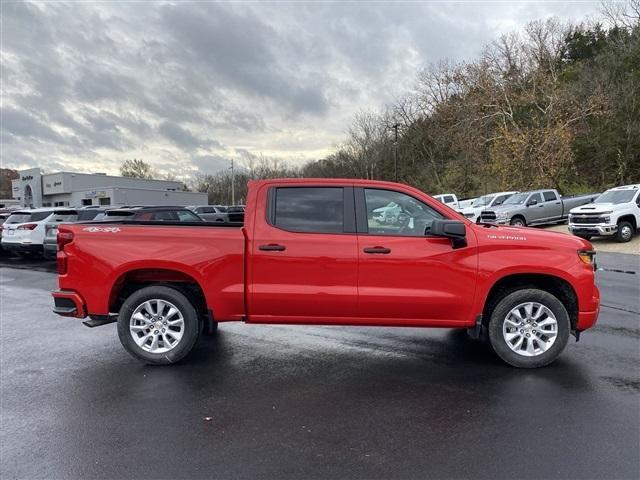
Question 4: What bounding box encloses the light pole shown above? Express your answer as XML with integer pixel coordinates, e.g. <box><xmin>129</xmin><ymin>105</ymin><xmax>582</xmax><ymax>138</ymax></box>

<box><xmin>230</xmin><ymin>158</ymin><xmax>235</xmax><ymax>205</ymax></box>
<box><xmin>392</xmin><ymin>123</ymin><xmax>400</xmax><ymax>182</ymax></box>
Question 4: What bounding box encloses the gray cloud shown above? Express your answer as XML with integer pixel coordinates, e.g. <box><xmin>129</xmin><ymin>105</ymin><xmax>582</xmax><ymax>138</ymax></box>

<box><xmin>0</xmin><ymin>1</ymin><xmax>602</xmax><ymax>178</ymax></box>
<box><xmin>158</xmin><ymin>121</ymin><xmax>222</xmax><ymax>150</ymax></box>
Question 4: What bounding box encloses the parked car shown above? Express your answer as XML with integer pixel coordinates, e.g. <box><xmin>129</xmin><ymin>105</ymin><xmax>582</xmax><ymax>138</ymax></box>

<box><xmin>372</xmin><ymin>201</ymin><xmax>402</xmax><ymax>224</ymax></box>
<box><xmin>43</xmin><ymin>208</ymin><xmax>107</xmax><ymax>260</ymax></box>
<box><xmin>457</xmin><ymin>198</ymin><xmax>477</xmax><ymax>210</ymax></box>
<box><xmin>187</xmin><ymin>205</ymin><xmax>228</xmax><ymax>223</ymax></box>
<box><xmin>459</xmin><ymin>191</ymin><xmax>518</xmax><ymax>222</ymax></box>
<box><xmin>102</xmin><ymin>206</ymin><xmax>204</xmax><ymax>222</ymax></box>
<box><xmin>433</xmin><ymin>193</ymin><xmax>459</xmax><ymax>209</ymax></box>
<box><xmin>52</xmin><ymin>178</ymin><xmax>599</xmax><ymax>369</ymax></box>
<box><xmin>568</xmin><ymin>184</ymin><xmax>640</xmax><ymax>243</ymax></box>
<box><xmin>479</xmin><ymin>189</ymin><xmax>600</xmax><ymax>227</ymax></box>
<box><xmin>1</xmin><ymin>209</ymin><xmax>57</xmax><ymax>256</ymax></box>
<box><xmin>0</xmin><ymin>213</ymin><xmax>10</xmax><ymax>255</ymax></box>
<box><xmin>226</xmin><ymin>205</ymin><xmax>245</xmax><ymax>224</ymax></box>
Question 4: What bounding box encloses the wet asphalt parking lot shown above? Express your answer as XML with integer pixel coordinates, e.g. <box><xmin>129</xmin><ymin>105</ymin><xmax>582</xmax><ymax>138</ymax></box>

<box><xmin>1</xmin><ymin>253</ymin><xmax>639</xmax><ymax>479</ymax></box>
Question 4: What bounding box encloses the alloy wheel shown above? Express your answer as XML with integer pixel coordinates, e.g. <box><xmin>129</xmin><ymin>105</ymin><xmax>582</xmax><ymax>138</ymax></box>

<box><xmin>502</xmin><ymin>302</ymin><xmax>558</xmax><ymax>357</ymax></box>
<box><xmin>129</xmin><ymin>299</ymin><xmax>185</xmax><ymax>354</ymax></box>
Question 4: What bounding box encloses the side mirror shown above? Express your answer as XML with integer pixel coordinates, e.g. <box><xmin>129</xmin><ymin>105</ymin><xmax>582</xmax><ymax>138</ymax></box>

<box><xmin>527</xmin><ymin>198</ymin><xmax>538</xmax><ymax>206</ymax></box>
<box><xmin>429</xmin><ymin>219</ymin><xmax>467</xmax><ymax>249</ymax></box>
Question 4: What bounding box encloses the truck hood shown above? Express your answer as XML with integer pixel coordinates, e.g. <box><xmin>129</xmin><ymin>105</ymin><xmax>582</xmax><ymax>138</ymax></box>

<box><xmin>570</xmin><ymin>203</ymin><xmax>617</xmax><ymax>214</ymax></box>
<box><xmin>473</xmin><ymin>224</ymin><xmax>592</xmax><ymax>251</ymax></box>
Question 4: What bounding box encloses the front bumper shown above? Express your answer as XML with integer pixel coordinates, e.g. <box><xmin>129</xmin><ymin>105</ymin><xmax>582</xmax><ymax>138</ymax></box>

<box><xmin>52</xmin><ymin>290</ymin><xmax>87</xmax><ymax>318</ymax></box>
<box><xmin>569</xmin><ymin>224</ymin><xmax>617</xmax><ymax>236</ymax></box>
<box><xmin>577</xmin><ymin>284</ymin><xmax>600</xmax><ymax>331</ymax></box>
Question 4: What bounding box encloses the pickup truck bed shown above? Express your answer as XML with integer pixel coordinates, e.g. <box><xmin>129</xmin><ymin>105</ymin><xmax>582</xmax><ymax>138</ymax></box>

<box><xmin>52</xmin><ymin>178</ymin><xmax>600</xmax><ymax>369</ymax></box>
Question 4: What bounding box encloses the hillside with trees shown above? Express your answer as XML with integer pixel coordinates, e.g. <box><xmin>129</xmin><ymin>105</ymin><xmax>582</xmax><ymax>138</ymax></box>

<box><xmin>197</xmin><ymin>5</ymin><xmax>639</xmax><ymax>204</ymax></box>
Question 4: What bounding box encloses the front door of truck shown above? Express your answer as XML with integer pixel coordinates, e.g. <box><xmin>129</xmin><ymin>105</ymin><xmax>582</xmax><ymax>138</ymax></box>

<box><xmin>248</xmin><ymin>185</ymin><xmax>359</xmax><ymax>323</ymax></box>
<box><xmin>356</xmin><ymin>187</ymin><xmax>477</xmax><ymax>325</ymax></box>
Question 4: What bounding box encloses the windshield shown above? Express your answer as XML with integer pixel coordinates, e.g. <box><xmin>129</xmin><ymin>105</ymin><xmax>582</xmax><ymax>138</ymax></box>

<box><xmin>471</xmin><ymin>195</ymin><xmax>494</xmax><ymax>207</ymax></box>
<box><xmin>503</xmin><ymin>193</ymin><xmax>529</xmax><ymax>205</ymax></box>
<box><xmin>595</xmin><ymin>189</ymin><xmax>637</xmax><ymax>204</ymax></box>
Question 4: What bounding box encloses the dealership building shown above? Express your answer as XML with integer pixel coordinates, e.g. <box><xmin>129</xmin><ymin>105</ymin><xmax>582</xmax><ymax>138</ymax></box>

<box><xmin>11</xmin><ymin>168</ymin><xmax>207</xmax><ymax>208</ymax></box>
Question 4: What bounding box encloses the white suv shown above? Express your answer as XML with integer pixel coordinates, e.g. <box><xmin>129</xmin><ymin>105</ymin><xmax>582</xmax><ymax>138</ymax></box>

<box><xmin>1</xmin><ymin>208</ymin><xmax>56</xmax><ymax>256</ymax></box>
<box><xmin>569</xmin><ymin>184</ymin><xmax>640</xmax><ymax>243</ymax></box>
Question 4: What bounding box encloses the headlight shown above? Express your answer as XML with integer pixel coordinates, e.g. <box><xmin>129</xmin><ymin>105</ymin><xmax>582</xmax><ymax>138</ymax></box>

<box><xmin>603</xmin><ymin>216</ymin><xmax>611</xmax><ymax>223</ymax></box>
<box><xmin>496</xmin><ymin>211</ymin><xmax>509</xmax><ymax>218</ymax></box>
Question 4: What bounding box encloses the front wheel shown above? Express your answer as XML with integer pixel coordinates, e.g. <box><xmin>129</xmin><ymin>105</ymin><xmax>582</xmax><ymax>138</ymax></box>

<box><xmin>117</xmin><ymin>285</ymin><xmax>201</xmax><ymax>365</ymax></box>
<box><xmin>488</xmin><ymin>289</ymin><xmax>570</xmax><ymax>368</ymax></box>
<box><xmin>616</xmin><ymin>221</ymin><xmax>634</xmax><ymax>243</ymax></box>
<box><xmin>510</xmin><ymin>217</ymin><xmax>526</xmax><ymax>227</ymax></box>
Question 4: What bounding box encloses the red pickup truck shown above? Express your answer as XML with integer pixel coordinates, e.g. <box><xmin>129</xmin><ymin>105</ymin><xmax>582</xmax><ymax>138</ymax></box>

<box><xmin>52</xmin><ymin>179</ymin><xmax>600</xmax><ymax>368</ymax></box>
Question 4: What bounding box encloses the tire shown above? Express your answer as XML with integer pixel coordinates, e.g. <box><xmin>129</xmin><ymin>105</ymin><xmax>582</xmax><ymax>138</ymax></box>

<box><xmin>117</xmin><ymin>285</ymin><xmax>200</xmax><ymax>365</ymax></box>
<box><xmin>510</xmin><ymin>217</ymin><xmax>526</xmax><ymax>227</ymax></box>
<box><xmin>615</xmin><ymin>221</ymin><xmax>634</xmax><ymax>243</ymax></box>
<box><xmin>488</xmin><ymin>289</ymin><xmax>570</xmax><ymax>368</ymax></box>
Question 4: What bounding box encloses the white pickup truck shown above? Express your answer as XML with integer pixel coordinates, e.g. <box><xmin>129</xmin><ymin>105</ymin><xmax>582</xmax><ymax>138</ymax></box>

<box><xmin>568</xmin><ymin>184</ymin><xmax>640</xmax><ymax>243</ymax></box>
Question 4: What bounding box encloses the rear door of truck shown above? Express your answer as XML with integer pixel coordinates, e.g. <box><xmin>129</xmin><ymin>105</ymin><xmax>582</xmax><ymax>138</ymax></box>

<box><xmin>247</xmin><ymin>183</ymin><xmax>359</xmax><ymax>323</ymax></box>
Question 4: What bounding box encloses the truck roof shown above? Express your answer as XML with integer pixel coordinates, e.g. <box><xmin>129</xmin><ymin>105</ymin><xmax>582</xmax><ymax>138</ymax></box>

<box><xmin>249</xmin><ymin>178</ymin><xmax>434</xmax><ymax>190</ymax></box>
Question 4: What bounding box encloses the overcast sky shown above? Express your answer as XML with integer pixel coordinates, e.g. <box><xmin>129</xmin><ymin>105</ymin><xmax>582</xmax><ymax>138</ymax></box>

<box><xmin>1</xmin><ymin>1</ymin><xmax>602</xmax><ymax>179</ymax></box>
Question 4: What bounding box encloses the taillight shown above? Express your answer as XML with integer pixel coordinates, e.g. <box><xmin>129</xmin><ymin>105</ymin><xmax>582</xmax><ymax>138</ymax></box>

<box><xmin>17</xmin><ymin>223</ymin><xmax>37</xmax><ymax>230</ymax></box>
<box><xmin>57</xmin><ymin>231</ymin><xmax>74</xmax><ymax>250</ymax></box>
<box><xmin>57</xmin><ymin>231</ymin><xmax>73</xmax><ymax>275</ymax></box>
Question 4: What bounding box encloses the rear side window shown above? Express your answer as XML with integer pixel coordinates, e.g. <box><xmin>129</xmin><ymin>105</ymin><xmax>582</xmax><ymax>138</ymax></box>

<box><xmin>543</xmin><ymin>191</ymin><xmax>557</xmax><ymax>202</ymax></box>
<box><xmin>273</xmin><ymin>187</ymin><xmax>344</xmax><ymax>233</ymax></box>
<box><xmin>150</xmin><ymin>211</ymin><xmax>178</xmax><ymax>221</ymax></box>
<box><xmin>176</xmin><ymin>210</ymin><xmax>202</xmax><ymax>222</ymax></box>
<box><xmin>444</xmin><ymin>195</ymin><xmax>455</xmax><ymax>203</ymax></box>
<box><xmin>6</xmin><ymin>211</ymin><xmax>52</xmax><ymax>223</ymax></box>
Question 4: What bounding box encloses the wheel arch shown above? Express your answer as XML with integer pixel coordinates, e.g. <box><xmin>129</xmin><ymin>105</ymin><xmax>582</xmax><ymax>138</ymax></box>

<box><xmin>482</xmin><ymin>273</ymin><xmax>578</xmax><ymax>331</ymax></box>
<box><xmin>109</xmin><ymin>267</ymin><xmax>209</xmax><ymax>321</ymax></box>
<box><xmin>511</xmin><ymin>214</ymin><xmax>527</xmax><ymax>225</ymax></box>
<box><xmin>617</xmin><ymin>214</ymin><xmax>637</xmax><ymax>230</ymax></box>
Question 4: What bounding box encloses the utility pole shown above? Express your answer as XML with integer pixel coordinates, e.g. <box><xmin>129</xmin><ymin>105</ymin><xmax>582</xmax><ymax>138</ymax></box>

<box><xmin>230</xmin><ymin>158</ymin><xmax>235</xmax><ymax>205</ymax></box>
<box><xmin>392</xmin><ymin>123</ymin><xmax>400</xmax><ymax>182</ymax></box>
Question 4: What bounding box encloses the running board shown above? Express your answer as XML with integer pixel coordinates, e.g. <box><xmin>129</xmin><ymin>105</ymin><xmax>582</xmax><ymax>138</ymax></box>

<box><xmin>83</xmin><ymin>315</ymin><xmax>118</xmax><ymax>328</ymax></box>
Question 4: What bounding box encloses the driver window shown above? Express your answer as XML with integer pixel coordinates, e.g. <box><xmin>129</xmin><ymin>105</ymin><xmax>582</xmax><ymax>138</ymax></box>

<box><xmin>364</xmin><ymin>189</ymin><xmax>443</xmax><ymax>236</ymax></box>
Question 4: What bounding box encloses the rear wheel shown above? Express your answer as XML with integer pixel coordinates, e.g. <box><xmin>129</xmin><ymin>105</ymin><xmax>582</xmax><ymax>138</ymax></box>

<box><xmin>615</xmin><ymin>221</ymin><xmax>634</xmax><ymax>243</ymax></box>
<box><xmin>488</xmin><ymin>289</ymin><xmax>570</xmax><ymax>368</ymax></box>
<box><xmin>510</xmin><ymin>216</ymin><xmax>526</xmax><ymax>227</ymax></box>
<box><xmin>117</xmin><ymin>285</ymin><xmax>200</xmax><ymax>365</ymax></box>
